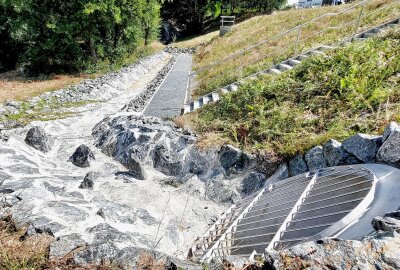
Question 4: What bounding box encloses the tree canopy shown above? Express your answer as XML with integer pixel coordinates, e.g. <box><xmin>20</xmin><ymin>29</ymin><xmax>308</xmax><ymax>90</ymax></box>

<box><xmin>0</xmin><ymin>0</ymin><xmax>161</xmax><ymax>74</ymax></box>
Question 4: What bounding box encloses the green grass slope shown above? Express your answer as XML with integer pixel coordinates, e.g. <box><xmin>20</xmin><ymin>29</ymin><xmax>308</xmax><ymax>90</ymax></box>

<box><xmin>185</xmin><ymin>0</ymin><xmax>400</xmax><ymax>98</ymax></box>
<box><xmin>179</xmin><ymin>28</ymin><xmax>400</xmax><ymax>158</ymax></box>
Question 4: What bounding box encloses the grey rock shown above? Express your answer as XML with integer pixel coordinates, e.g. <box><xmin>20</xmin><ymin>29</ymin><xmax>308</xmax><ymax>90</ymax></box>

<box><xmin>224</xmin><ymin>255</ymin><xmax>252</xmax><ymax>269</ymax></box>
<box><xmin>264</xmin><ymin>163</ymin><xmax>289</xmax><ymax>187</ymax></box>
<box><xmin>238</xmin><ymin>172</ymin><xmax>266</xmax><ymax>196</ymax></box>
<box><xmin>115</xmin><ymin>246</ymin><xmax>200</xmax><ymax>270</ymax></box>
<box><xmin>46</xmin><ymin>201</ymin><xmax>88</xmax><ymax>222</ymax></box>
<box><xmin>383</xmin><ymin>122</ymin><xmax>400</xmax><ymax>142</ymax></box>
<box><xmin>305</xmin><ymin>146</ymin><xmax>327</xmax><ymax>171</ymax></box>
<box><xmin>372</xmin><ymin>210</ymin><xmax>400</xmax><ymax>232</ymax></box>
<box><xmin>228</xmin><ymin>84</ymin><xmax>239</xmax><ymax>92</ymax></box>
<box><xmin>289</xmin><ymin>155</ymin><xmax>308</xmax><ymax>176</ymax></box>
<box><xmin>323</xmin><ymin>139</ymin><xmax>360</xmax><ymax>166</ymax></box>
<box><xmin>24</xmin><ymin>126</ymin><xmax>52</xmax><ymax>152</ymax></box>
<box><xmin>79</xmin><ymin>172</ymin><xmax>95</xmax><ymax>189</ymax></box>
<box><xmin>376</xmin><ymin>130</ymin><xmax>400</xmax><ymax>164</ymax></box>
<box><xmin>49</xmin><ymin>234</ymin><xmax>86</xmax><ymax>259</ymax></box>
<box><xmin>69</xmin><ymin>144</ymin><xmax>95</xmax><ymax>167</ymax></box>
<box><xmin>136</xmin><ymin>208</ymin><xmax>158</xmax><ymax>226</ymax></box>
<box><xmin>74</xmin><ymin>242</ymin><xmax>119</xmax><ymax>265</ymax></box>
<box><xmin>26</xmin><ymin>216</ymin><xmax>64</xmax><ymax>237</ymax></box>
<box><xmin>206</xmin><ymin>180</ymin><xmax>239</xmax><ymax>203</ymax></box>
<box><xmin>342</xmin><ymin>133</ymin><xmax>382</xmax><ymax>163</ymax></box>
<box><xmin>219</xmin><ymin>145</ymin><xmax>241</xmax><ymax>171</ymax></box>
<box><xmin>268</xmin><ymin>232</ymin><xmax>400</xmax><ymax>270</ymax></box>
<box><xmin>96</xmin><ymin>204</ymin><xmax>137</xmax><ymax>224</ymax></box>
<box><xmin>87</xmin><ymin>223</ymin><xmax>134</xmax><ymax>245</ymax></box>
<box><xmin>153</xmin><ymin>144</ymin><xmax>184</xmax><ymax>177</ymax></box>
<box><xmin>219</xmin><ymin>145</ymin><xmax>252</xmax><ymax>175</ymax></box>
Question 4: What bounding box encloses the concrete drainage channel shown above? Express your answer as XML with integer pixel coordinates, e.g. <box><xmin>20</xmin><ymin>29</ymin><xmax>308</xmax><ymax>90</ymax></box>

<box><xmin>182</xmin><ymin>17</ymin><xmax>400</xmax><ymax>115</ymax></box>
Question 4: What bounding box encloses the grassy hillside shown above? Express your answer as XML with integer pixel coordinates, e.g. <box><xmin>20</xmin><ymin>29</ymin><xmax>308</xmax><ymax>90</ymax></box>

<box><xmin>182</xmin><ymin>0</ymin><xmax>400</xmax><ymax>98</ymax></box>
<box><xmin>178</xmin><ymin>29</ymin><xmax>400</xmax><ymax>157</ymax></box>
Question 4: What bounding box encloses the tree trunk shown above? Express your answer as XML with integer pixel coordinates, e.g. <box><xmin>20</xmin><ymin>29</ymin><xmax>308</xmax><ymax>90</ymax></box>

<box><xmin>144</xmin><ymin>27</ymin><xmax>150</xmax><ymax>46</ymax></box>
<box><xmin>114</xmin><ymin>24</ymin><xmax>120</xmax><ymax>49</ymax></box>
<box><xmin>89</xmin><ymin>36</ymin><xmax>97</xmax><ymax>63</ymax></box>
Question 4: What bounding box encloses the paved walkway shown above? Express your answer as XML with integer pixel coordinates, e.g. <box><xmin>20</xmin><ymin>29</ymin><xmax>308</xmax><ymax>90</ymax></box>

<box><xmin>144</xmin><ymin>53</ymin><xmax>192</xmax><ymax>118</ymax></box>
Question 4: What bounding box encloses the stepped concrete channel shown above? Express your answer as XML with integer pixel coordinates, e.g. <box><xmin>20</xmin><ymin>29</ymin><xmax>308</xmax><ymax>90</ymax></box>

<box><xmin>0</xmin><ymin>51</ymin><xmax>225</xmax><ymax>268</ymax></box>
<box><xmin>144</xmin><ymin>53</ymin><xmax>192</xmax><ymax>118</ymax></box>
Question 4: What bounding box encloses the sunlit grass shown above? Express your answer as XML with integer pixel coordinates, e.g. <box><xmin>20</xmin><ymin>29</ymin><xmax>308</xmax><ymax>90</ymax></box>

<box><xmin>190</xmin><ymin>0</ymin><xmax>400</xmax><ymax>98</ymax></box>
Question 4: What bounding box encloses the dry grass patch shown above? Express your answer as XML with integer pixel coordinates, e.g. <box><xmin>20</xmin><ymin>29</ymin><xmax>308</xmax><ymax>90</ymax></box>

<box><xmin>0</xmin><ymin>216</ymin><xmax>53</xmax><ymax>269</ymax></box>
<box><xmin>0</xmin><ymin>70</ymin><xmax>91</xmax><ymax>103</ymax></box>
<box><xmin>136</xmin><ymin>252</ymin><xmax>168</xmax><ymax>270</ymax></box>
<box><xmin>0</xmin><ymin>216</ymin><xmax>118</xmax><ymax>270</ymax></box>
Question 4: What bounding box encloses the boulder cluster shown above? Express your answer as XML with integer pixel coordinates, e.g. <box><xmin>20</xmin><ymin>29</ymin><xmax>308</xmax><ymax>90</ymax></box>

<box><xmin>289</xmin><ymin>122</ymin><xmax>400</xmax><ymax>177</ymax></box>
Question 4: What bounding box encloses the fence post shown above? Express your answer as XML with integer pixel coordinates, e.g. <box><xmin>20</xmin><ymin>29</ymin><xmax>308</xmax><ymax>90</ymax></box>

<box><xmin>353</xmin><ymin>3</ymin><xmax>365</xmax><ymax>40</ymax></box>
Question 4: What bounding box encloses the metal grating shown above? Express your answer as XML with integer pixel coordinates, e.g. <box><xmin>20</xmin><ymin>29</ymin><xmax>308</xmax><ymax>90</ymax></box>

<box><xmin>192</xmin><ymin>166</ymin><xmax>374</xmax><ymax>262</ymax></box>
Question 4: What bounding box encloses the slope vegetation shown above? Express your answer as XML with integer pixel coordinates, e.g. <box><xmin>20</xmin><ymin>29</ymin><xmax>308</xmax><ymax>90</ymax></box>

<box><xmin>179</xmin><ymin>28</ymin><xmax>400</xmax><ymax>157</ymax></box>
<box><xmin>180</xmin><ymin>0</ymin><xmax>400</xmax><ymax>97</ymax></box>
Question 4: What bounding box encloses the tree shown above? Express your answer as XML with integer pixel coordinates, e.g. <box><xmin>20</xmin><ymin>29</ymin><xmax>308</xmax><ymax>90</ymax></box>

<box><xmin>0</xmin><ymin>0</ymin><xmax>161</xmax><ymax>74</ymax></box>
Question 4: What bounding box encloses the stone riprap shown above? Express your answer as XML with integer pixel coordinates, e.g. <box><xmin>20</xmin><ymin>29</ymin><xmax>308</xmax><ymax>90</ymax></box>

<box><xmin>0</xmin><ymin>52</ymin><xmax>169</xmax><ymax>130</ymax></box>
<box><xmin>0</xmin><ymin>52</ymin><xmax>228</xmax><ymax>266</ymax></box>
<box><xmin>164</xmin><ymin>47</ymin><xmax>197</xmax><ymax>54</ymax></box>
<box><xmin>287</xmin><ymin>122</ymin><xmax>400</xmax><ymax>177</ymax></box>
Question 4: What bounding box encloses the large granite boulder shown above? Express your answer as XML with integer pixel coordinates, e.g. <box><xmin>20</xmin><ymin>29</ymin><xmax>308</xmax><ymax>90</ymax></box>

<box><xmin>238</xmin><ymin>172</ymin><xmax>267</xmax><ymax>196</ymax></box>
<box><xmin>69</xmin><ymin>144</ymin><xmax>95</xmax><ymax>167</ymax></box>
<box><xmin>124</xmin><ymin>154</ymin><xmax>146</xmax><ymax>180</ymax></box>
<box><xmin>376</xmin><ymin>129</ymin><xmax>400</xmax><ymax>164</ymax></box>
<box><xmin>219</xmin><ymin>145</ymin><xmax>253</xmax><ymax>176</ymax></box>
<box><xmin>289</xmin><ymin>155</ymin><xmax>308</xmax><ymax>176</ymax></box>
<box><xmin>372</xmin><ymin>210</ymin><xmax>400</xmax><ymax>232</ymax></box>
<box><xmin>323</xmin><ymin>139</ymin><xmax>359</xmax><ymax>166</ymax></box>
<box><xmin>304</xmin><ymin>146</ymin><xmax>326</xmax><ymax>171</ymax></box>
<box><xmin>267</xmin><ymin>232</ymin><xmax>400</xmax><ymax>270</ymax></box>
<box><xmin>49</xmin><ymin>234</ymin><xmax>86</xmax><ymax>259</ymax></box>
<box><xmin>382</xmin><ymin>122</ymin><xmax>400</xmax><ymax>142</ymax></box>
<box><xmin>342</xmin><ymin>134</ymin><xmax>382</xmax><ymax>163</ymax></box>
<box><xmin>24</xmin><ymin>126</ymin><xmax>52</xmax><ymax>152</ymax></box>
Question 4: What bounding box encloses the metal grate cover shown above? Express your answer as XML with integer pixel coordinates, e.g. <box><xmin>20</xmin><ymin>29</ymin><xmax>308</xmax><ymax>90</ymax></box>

<box><xmin>192</xmin><ymin>165</ymin><xmax>377</xmax><ymax>262</ymax></box>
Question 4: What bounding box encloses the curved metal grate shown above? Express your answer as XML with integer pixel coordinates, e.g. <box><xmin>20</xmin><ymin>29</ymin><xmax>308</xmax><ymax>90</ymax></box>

<box><xmin>192</xmin><ymin>165</ymin><xmax>374</xmax><ymax>262</ymax></box>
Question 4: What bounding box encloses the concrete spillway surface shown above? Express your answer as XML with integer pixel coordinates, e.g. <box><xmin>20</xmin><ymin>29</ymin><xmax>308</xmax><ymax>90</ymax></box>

<box><xmin>193</xmin><ymin>164</ymin><xmax>400</xmax><ymax>261</ymax></box>
<box><xmin>144</xmin><ymin>53</ymin><xmax>192</xmax><ymax>118</ymax></box>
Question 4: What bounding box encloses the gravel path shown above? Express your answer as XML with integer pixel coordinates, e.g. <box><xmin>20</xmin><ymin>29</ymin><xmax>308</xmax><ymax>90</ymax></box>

<box><xmin>144</xmin><ymin>53</ymin><xmax>192</xmax><ymax>118</ymax></box>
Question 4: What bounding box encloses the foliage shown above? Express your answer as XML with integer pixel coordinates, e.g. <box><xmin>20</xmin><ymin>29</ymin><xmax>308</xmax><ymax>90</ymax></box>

<box><xmin>0</xmin><ymin>0</ymin><xmax>161</xmax><ymax>75</ymax></box>
<box><xmin>183</xmin><ymin>30</ymin><xmax>400</xmax><ymax>157</ymax></box>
